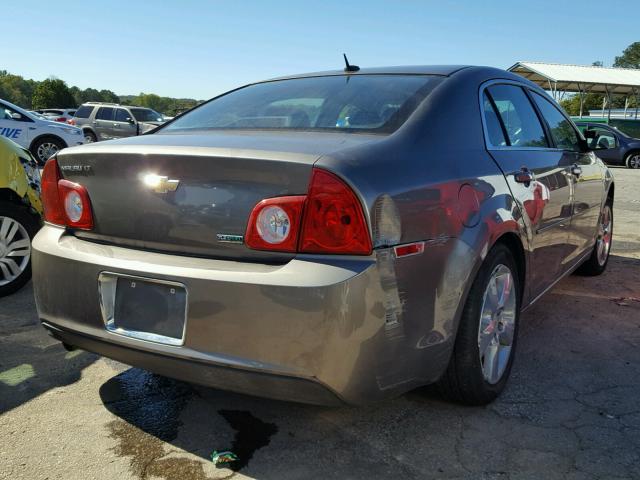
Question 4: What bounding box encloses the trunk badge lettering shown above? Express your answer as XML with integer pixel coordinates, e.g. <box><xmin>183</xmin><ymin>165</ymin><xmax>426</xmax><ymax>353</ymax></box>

<box><xmin>216</xmin><ymin>234</ymin><xmax>244</xmax><ymax>244</ymax></box>
<box><xmin>142</xmin><ymin>174</ymin><xmax>180</xmax><ymax>194</ymax></box>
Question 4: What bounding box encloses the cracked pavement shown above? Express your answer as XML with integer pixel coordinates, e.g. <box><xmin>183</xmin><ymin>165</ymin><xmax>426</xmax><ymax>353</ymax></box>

<box><xmin>1</xmin><ymin>168</ymin><xmax>639</xmax><ymax>480</ymax></box>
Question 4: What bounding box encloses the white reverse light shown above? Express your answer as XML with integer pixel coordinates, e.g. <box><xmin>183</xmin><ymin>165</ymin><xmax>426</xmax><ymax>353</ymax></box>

<box><xmin>256</xmin><ymin>206</ymin><xmax>290</xmax><ymax>244</ymax></box>
<box><xmin>64</xmin><ymin>190</ymin><xmax>83</xmax><ymax>222</ymax></box>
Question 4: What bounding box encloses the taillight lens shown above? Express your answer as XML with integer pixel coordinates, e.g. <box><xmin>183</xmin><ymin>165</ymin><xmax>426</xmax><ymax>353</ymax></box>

<box><xmin>41</xmin><ymin>157</ymin><xmax>94</xmax><ymax>230</ymax></box>
<box><xmin>245</xmin><ymin>196</ymin><xmax>305</xmax><ymax>252</ymax></box>
<box><xmin>299</xmin><ymin>169</ymin><xmax>372</xmax><ymax>255</ymax></box>
<box><xmin>245</xmin><ymin>168</ymin><xmax>372</xmax><ymax>255</ymax></box>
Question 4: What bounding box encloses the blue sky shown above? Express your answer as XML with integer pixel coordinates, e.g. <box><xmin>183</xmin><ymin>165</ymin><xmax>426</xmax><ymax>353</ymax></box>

<box><xmin>5</xmin><ymin>1</ymin><xmax>638</xmax><ymax>99</ymax></box>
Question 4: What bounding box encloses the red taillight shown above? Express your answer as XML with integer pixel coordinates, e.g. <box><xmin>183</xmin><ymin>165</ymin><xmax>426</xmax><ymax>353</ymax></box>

<box><xmin>245</xmin><ymin>168</ymin><xmax>372</xmax><ymax>255</ymax></box>
<box><xmin>41</xmin><ymin>157</ymin><xmax>94</xmax><ymax>230</ymax></box>
<box><xmin>245</xmin><ymin>196</ymin><xmax>305</xmax><ymax>252</ymax></box>
<box><xmin>41</xmin><ymin>158</ymin><xmax>66</xmax><ymax>225</ymax></box>
<box><xmin>299</xmin><ymin>169</ymin><xmax>371</xmax><ymax>255</ymax></box>
<box><xmin>55</xmin><ymin>117</ymin><xmax>66</xmax><ymax>122</ymax></box>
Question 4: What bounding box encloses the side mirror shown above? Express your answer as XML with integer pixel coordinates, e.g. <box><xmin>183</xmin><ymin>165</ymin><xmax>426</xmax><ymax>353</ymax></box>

<box><xmin>126</xmin><ymin>117</ymin><xmax>135</xmax><ymax>124</ymax></box>
<box><xmin>578</xmin><ymin>138</ymin><xmax>592</xmax><ymax>153</ymax></box>
<box><xmin>10</xmin><ymin>112</ymin><xmax>22</xmax><ymax>120</ymax></box>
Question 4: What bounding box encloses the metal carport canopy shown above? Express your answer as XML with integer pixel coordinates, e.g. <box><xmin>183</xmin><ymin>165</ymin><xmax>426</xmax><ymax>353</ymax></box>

<box><xmin>508</xmin><ymin>61</ymin><xmax>640</xmax><ymax>95</ymax></box>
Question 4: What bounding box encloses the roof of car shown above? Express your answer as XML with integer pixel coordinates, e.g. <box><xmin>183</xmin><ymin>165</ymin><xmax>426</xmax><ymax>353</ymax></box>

<box><xmin>267</xmin><ymin>65</ymin><xmax>472</xmax><ymax>81</ymax></box>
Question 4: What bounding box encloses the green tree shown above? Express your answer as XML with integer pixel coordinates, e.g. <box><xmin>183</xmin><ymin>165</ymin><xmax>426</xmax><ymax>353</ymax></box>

<box><xmin>614</xmin><ymin>42</ymin><xmax>640</xmax><ymax>69</ymax></box>
<box><xmin>31</xmin><ymin>77</ymin><xmax>76</xmax><ymax>109</ymax></box>
<box><xmin>0</xmin><ymin>71</ymin><xmax>36</xmax><ymax>108</ymax></box>
<box><xmin>98</xmin><ymin>89</ymin><xmax>119</xmax><ymax>103</ymax></box>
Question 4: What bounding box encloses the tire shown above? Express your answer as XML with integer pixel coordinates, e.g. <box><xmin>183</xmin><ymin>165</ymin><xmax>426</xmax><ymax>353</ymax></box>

<box><xmin>0</xmin><ymin>202</ymin><xmax>41</xmax><ymax>297</ymax></box>
<box><xmin>30</xmin><ymin>136</ymin><xmax>65</xmax><ymax>166</ymax></box>
<box><xmin>575</xmin><ymin>199</ymin><xmax>613</xmax><ymax>276</ymax></box>
<box><xmin>625</xmin><ymin>152</ymin><xmax>640</xmax><ymax>169</ymax></box>
<box><xmin>84</xmin><ymin>130</ymin><xmax>97</xmax><ymax>143</ymax></box>
<box><xmin>437</xmin><ymin>244</ymin><xmax>520</xmax><ymax>405</ymax></box>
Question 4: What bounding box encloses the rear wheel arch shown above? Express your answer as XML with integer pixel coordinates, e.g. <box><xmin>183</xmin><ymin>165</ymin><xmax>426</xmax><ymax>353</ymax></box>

<box><xmin>492</xmin><ymin>232</ymin><xmax>526</xmax><ymax>299</ymax></box>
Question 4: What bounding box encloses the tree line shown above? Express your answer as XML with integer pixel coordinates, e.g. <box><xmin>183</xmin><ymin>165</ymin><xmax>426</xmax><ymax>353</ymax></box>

<box><xmin>0</xmin><ymin>70</ymin><xmax>200</xmax><ymax>116</ymax></box>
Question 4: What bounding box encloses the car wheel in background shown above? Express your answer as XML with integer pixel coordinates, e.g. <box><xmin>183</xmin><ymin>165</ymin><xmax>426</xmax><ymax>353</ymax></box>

<box><xmin>0</xmin><ymin>202</ymin><xmax>40</xmax><ymax>297</ymax></box>
<box><xmin>437</xmin><ymin>243</ymin><xmax>520</xmax><ymax>405</ymax></box>
<box><xmin>30</xmin><ymin>136</ymin><xmax>65</xmax><ymax>165</ymax></box>
<box><xmin>84</xmin><ymin>131</ymin><xmax>97</xmax><ymax>143</ymax></box>
<box><xmin>625</xmin><ymin>152</ymin><xmax>640</xmax><ymax>169</ymax></box>
<box><xmin>576</xmin><ymin>199</ymin><xmax>613</xmax><ymax>276</ymax></box>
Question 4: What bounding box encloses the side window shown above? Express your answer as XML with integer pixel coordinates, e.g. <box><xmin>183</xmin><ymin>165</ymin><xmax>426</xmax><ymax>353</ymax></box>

<box><xmin>96</xmin><ymin>107</ymin><xmax>114</xmax><ymax>121</ymax></box>
<box><xmin>590</xmin><ymin>128</ymin><xmax>617</xmax><ymax>150</ymax></box>
<box><xmin>114</xmin><ymin>109</ymin><xmax>131</xmax><ymax>122</ymax></box>
<box><xmin>531</xmin><ymin>92</ymin><xmax>581</xmax><ymax>151</ymax></box>
<box><xmin>482</xmin><ymin>92</ymin><xmax>507</xmax><ymax>147</ymax></box>
<box><xmin>74</xmin><ymin>106</ymin><xmax>93</xmax><ymax>118</ymax></box>
<box><xmin>486</xmin><ymin>85</ymin><xmax>547</xmax><ymax>148</ymax></box>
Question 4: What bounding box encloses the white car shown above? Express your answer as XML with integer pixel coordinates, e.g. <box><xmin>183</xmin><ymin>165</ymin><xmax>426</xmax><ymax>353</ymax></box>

<box><xmin>1</xmin><ymin>99</ymin><xmax>84</xmax><ymax>165</ymax></box>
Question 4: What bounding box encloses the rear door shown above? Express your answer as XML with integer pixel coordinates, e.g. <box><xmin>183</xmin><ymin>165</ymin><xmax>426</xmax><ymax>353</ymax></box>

<box><xmin>481</xmin><ymin>83</ymin><xmax>573</xmax><ymax>299</ymax></box>
<box><xmin>113</xmin><ymin>108</ymin><xmax>138</xmax><ymax>138</ymax></box>
<box><xmin>94</xmin><ymin>107</ymin><xmax>115</xmax><ymax>140</ymax></box>
<box><xmin>530</xmin><ymin>94</ymin><xmax>605</xmax><ymax>264</ymax></box>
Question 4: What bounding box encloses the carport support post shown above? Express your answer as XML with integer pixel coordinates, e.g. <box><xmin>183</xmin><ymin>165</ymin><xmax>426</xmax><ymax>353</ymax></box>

<box><xmin>634</xmin><ymin>88</ymin><xmax>639</xmax><ymax>120</ymax></box>
<box><xmin>605</xmin><ymin>85</ymin><xmax>612</xmax><ymax>121</ymax></box>
<box><xmin>624</xmin><ymin>96</ymin><xmax>629</xmax><ymax>118</ymax></box>
<box><xmin>577</xmin><ymin>83</ymin><xmax>585</xmax><ymax>118</ymax></box>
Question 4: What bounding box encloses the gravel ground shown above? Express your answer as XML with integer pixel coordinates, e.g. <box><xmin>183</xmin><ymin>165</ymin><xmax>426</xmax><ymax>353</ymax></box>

<box><xmin>1</xmin><ymin>167</ymin><xmax>639</xmax><ymax>480</ymax></box>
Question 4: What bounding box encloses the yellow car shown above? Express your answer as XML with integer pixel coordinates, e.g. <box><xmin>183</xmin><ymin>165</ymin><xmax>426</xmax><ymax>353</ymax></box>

<box><xmin>0</xmin><ymin>135</ymin><xmax>42</xmax><ymax>296</ymax></box>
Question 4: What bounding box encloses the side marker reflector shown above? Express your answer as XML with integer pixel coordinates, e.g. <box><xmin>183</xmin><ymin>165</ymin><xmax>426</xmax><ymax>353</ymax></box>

<box><xmin>394</xmin><ymin>242</ymin><xmax>425</xmax><ymax>258</ymax></box>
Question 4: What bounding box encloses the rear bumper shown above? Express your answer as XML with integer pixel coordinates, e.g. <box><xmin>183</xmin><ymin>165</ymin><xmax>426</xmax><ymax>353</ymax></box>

<box><xmin>42</xmin><ymin>321</ymin><xmax>343</xmax><ymax>405</ymax></box>
<box><xmin>33</xmin><ymin>225</ymin><xmax>464</xmax><ymax>405</ymax></box>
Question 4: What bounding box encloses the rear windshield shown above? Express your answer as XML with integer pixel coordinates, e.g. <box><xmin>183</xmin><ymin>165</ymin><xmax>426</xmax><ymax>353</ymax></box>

<box><xmin>162</xmin><ymin>75</ymin><xmax>442</xmax><ymax>134</ymax></box>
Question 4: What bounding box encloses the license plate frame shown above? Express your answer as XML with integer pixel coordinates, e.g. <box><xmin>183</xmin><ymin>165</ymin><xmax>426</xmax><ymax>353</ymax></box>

<box><xmin>98</xmin><ymin>272</ymin><xmax>188</xmax><ymax>346</ymax></box>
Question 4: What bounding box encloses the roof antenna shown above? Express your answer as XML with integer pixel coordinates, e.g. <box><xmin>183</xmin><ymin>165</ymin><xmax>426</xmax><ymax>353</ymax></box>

<box><xmin>343</xmin><ymin>53</ymin><xmax>360</xmax><ymax>72</ymax></box>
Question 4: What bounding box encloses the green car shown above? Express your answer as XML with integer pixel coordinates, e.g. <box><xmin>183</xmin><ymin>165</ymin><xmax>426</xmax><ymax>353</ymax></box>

<box><xmin>0</xmin><ymin>135</ymin><xmax>42</xmax><ymax>296</ymax></box>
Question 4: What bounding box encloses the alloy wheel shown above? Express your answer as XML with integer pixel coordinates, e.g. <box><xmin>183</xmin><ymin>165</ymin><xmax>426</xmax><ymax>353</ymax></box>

<box><xmin>628</xmin><ymin>154</ymin><xmax>640</xmax><ymax>169</ymax></box>
<box><xmin>477</xmin><ymin>264</ymin><xmax>516</xmax><ymax>384</ymax></box>
<box><xmin>596</xmin><ymin>204</ymin><xmax>612</xmax><ymax>266</ymax></box>
<box><xmin>36</xmin><ymin>142</ymin><xmax>60</xmax><ymax>163</ymax></box>
<box><xmin>0</xmin><ymin>216</ymin><xmax>31</xmax><ymax>287</ymax></box>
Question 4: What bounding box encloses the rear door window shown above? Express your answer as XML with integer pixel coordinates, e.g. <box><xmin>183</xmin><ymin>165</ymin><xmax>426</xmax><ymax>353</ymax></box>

<box><xmin>96</xmin><ymin>107</ymin><xmax>114</xmax><ymax>121</ymax></box>
<box><xmin>530</xmin><ymin>92</ymin><xmax>581</xmax><ymax>151</ymax></box>
<box><xmin>482</xmin><ymin>92</ymin><xmax>507</xmax><ymax>147</ymax></box>
<box><xmin>486</xmin><ymin>84</ymin><xmax>548</xmax><ymax>148</ymax></box>
<box><xmin>74</xmin><ymin>106</ymin><xmax>93</xmax><ymax>118</ymax></box>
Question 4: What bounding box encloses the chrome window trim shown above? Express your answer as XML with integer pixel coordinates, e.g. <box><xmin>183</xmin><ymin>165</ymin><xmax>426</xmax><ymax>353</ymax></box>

<box><xmin>479</xmin><ymin>79</ymin><xmax>554</xmax><ymax>152</ymax></box>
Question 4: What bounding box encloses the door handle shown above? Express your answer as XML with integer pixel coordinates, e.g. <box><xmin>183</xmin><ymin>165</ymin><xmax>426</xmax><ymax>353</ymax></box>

<box><xmin>571</xmin><ymin>164</ymin><xmax>582</xmax><ymax>177</ymax></box>
<box><xmin>514</xmin><ymin>167</ymin><xmax>534</xmax><ymax>186</ymax></box>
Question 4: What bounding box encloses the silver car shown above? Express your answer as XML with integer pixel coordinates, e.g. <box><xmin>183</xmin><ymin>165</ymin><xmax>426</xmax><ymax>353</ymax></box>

<box><xmin>33</xmin><ymin>66</ymin><xmax>614</xmax><ymax>405</ymax></box>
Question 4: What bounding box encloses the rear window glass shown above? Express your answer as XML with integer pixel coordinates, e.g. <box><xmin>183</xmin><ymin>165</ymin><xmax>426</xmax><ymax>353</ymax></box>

<box><xmin>487</xmin><ymin>85</ymin><xmax>547</xmax><ymax>148</ymax></box>
<box><xmin>162</xmin><ymin>75</ymin><xmax>443</xmax><ymax>134</ymax></box>
<box><xmin>75</xmin><ymin>105</ymin><xmax>94</xmax><ymax>118</ymax></box>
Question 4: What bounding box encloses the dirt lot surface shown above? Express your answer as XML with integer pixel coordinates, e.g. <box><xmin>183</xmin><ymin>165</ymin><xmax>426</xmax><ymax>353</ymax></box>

<box><xmin>1</xmin><ymin>168</ymin><xmax>639</xmax><ymax>480</ymax></box>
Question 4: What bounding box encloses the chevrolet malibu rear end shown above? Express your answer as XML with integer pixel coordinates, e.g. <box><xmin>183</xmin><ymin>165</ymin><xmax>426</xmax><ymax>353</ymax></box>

<box><xmin>32</xmin><ymin>66</ymin><xmax>612</xmax><ymax>405</ymax></box>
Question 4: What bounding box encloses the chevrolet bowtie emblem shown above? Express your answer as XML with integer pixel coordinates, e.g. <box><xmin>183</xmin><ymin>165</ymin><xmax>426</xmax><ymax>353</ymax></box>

<box><xmin>142</xmin><ymin>174</ymin><xmax>180</xmax><ymax>194</ymax></box>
